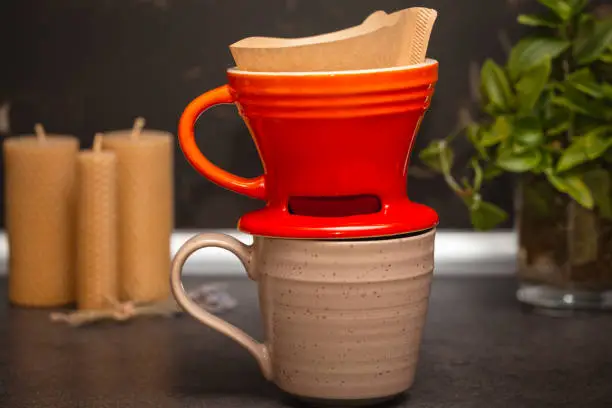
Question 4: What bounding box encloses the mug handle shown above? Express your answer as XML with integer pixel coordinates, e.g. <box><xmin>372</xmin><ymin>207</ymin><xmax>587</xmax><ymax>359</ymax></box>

<box><xmin>170</xmin><ymin>233</ymin><xmax>272</xmax><ymax>380</ymax></box>
<box><xmin>178</xmin><ymin>85</ymin><xmax>266</xmax><ymax>200</ymax></box>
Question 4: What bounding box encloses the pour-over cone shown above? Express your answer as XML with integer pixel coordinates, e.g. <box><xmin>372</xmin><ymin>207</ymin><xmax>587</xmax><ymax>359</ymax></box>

<box><xmin>178</xmin><ymin>60</ymin><xmax>439</xmax><ymax>239</ymax></box>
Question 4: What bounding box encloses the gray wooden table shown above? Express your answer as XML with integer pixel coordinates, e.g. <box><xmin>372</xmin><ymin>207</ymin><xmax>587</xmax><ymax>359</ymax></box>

<box><xmin>0</xmin><ymin>275</ymin><xmax>610</xmax><ymax>408</ymax></box>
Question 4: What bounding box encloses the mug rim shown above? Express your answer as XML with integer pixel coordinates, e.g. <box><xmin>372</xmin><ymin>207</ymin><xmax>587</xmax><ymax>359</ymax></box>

<box><xmin>227</xmin><ymin>58</ymin><xmax>438</xmax><ymax>77</ymax></box>
<box><xmin>249</xmin><ymin>226</ymin><xmax>437</xmax><ymax>243</ymax></box>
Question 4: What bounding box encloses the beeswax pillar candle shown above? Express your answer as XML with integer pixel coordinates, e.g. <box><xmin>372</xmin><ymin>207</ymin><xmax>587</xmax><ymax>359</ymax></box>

<box><xmin>76</xmin><ymin>134</ymin><xmax>118</xmax><ymax>310</ymax></box>
<box><xmin>102</xmin><ymin>118</ymin><xmax>174</xmax><ymax>303</ymax></box>
<box><xmin>4</xmin><ymin>124</ymin><xmax>79</xmax><ymax>306</ymax></box>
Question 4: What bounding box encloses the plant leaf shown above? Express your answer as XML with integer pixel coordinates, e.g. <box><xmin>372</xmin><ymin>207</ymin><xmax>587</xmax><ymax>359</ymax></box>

<box><xmin>573</xmin><ymin>18</ymin><xmax>612</xmax><ymax>65</ymax></box>
<box><xmin>551</xmin><ymin>87</ymin><xmax>608</xmax><ymax>119</ymax></box>
<box><xmin>544</xmin><ymin>100</ymin><xmax>572</xmax><ymax>136</ymax></box>
<box><xmin>600</xmin><ymin>51</ymin><xmax>612</xmax><ymax>63</ymax></box>
<box><xmin>545</xmin><ymin>170</ymin><xmax>569</xmax><ymax>192</ymax></box>
<box><xmin>419</xmin><ymin>141</ymin><xmax>454</xmax><ymax>173</ymax></box>
<box><xmin>536</xmin><ymin>150</ymin><xmax>553</xmax><ymax>173</ymax></box>
<box><xmin>546</xmin><ymin>120</ymin><xmax>571</xmax><ymax>136</ymax></box>
<box><xmin>508</xmin><ymin>37</ymin><xmax>570</xmax><ymax>80</ymax></box>
<box><xmin>537</xmin><ymin>0</ymin><xmax>572</xmax><ymax>20</ymax></box>
<box><xmin>517</xmin><ymin>14</ymin><xmax>561</xmax><ymax>28</ymax></box>
<box><xmin>482</xmin><ymin>116</ymin><xmax>512</xmax><ymax>147</ymax></box>
<box><xmin>576</xmin><ymin>12</ymin><xmax>596</xmax><ymax>41</ymax></box>
<box><xmin>545</xmin><ymin>171</ymin><xmax>594</xmax><ymax>209</ymax></box>
<box><xmin>515</xmin><ymin>58</ymin><xmax>552</xmax><ymax>113</ymax></box>
<box><xmin>554</xmin><ymin>126</ymin><xmax>612</xmax><ymax>173</ymax></box>
<box><xmin>496</xmin><ymin>148</ymin><xmax>542</xmax><ymax>172</ymax></box>
<box><xmin>512</xmin><ymin>143</ymin><xmax>531</xmax><ymax>154</ymax></box>
<box><xmin>557</xmin><ymin>138</ymin><xmax>588</xmax><ymax>172</ymax></box>
<box><xmin>566</xmin><ymin>68</ymin><xmax>604</xmax><ymax>98</ymax></box>
<box><xmin>603</xmin><ymin>83</ymin><xmax>612</xmax><ymax>100</ymax></box>
<box><xmin>565</xmin><ymin>177</ymin><xmax>594</xmax><ymax>209</ymax></box>
<box><xmin>584</xmin><ymin>126</ymin><xmax>612</xmax><ymax>159</ymax></box>
<box><xmin>583</xmin><ymin>169</ymin><xmax>612</xmax><ymax>219</ymax></box>
<box><xmin>483</xmin><ymin>164</ymin><xmax>504</xmax><ymax>180</ymax></box>
<box><xmin>481</xmin><ymin>59</ymin><xmax>514</xmax><ymax>110</ymax></box>
<box><xmin>513</xmin><ymin>116</ymin><xmax>544</xmax><ymax>147</ymax></box>
<box><xmin>568</xmin><ymin>0</ymin><xmax>588</xmax><ymax>14</ymax></box>
<box><xmin>550</xmin><ymin>95</ymin><xmax>589</xmax><ymax>114</ymax></box>
<box><xmin>469</xmin><ymin>195</ymin><xmax>509</xmax><ymax>231</ymax></box>
<box><xmin>556</xmin><ymin>126</ymin><xmax>612</xmax><ymax>173</ymax></box>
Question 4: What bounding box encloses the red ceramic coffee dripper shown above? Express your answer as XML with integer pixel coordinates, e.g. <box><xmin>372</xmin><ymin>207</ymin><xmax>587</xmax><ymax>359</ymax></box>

<box><xmin>178</xmin><ymin>60</ymin><xmax>439</xmax><ymax>239</ymax></box>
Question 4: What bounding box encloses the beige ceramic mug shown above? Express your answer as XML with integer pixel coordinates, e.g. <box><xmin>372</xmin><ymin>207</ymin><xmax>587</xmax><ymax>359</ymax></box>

<box><xmin>170</xmin><ymin>229</ymin><xmax>435</xmax><ymax>403</ymax></box>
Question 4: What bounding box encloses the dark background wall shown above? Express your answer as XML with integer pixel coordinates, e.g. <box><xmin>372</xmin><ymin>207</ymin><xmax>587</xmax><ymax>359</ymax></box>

<box><xmin>0</xmin><ymin>0</ymin><xmax>542</xmax><ymax>229</ymax></box>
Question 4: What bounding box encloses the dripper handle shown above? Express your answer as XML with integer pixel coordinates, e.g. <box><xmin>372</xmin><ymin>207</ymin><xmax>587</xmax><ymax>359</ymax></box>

<box><xmin>170</xmin><ymin>233</ymin><xmax>272</xmax><ymax>380</ymax></box>
<box><xmin>178</xmin><ymin>85</ymin><xmax>266</xmax><ymax>200</ymax></box>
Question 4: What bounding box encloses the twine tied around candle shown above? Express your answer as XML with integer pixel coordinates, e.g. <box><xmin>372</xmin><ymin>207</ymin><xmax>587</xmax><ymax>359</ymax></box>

<box><xmin>50</xmin><ymin>298</ymin><xmax>181</xmax><ymax>327</ymax></box>
<box><xmin>50</xmin><ymin>283</ymin><xmax>237</xmax><ymax>327</ymax></box>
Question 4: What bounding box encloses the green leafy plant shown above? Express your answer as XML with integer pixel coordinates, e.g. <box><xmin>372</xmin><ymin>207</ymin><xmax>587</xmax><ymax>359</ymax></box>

<box><xmin>420</xmin><ymin>0</ymin><xmax>612</xmax><ymax>230</ymax></box>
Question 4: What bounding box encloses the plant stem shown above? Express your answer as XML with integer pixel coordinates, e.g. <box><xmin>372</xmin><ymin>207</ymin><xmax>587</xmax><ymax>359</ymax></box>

<box><xmin>438</xmin><ymin>140</ymin><xmax>467</xmax><ymax>195</ymax></box>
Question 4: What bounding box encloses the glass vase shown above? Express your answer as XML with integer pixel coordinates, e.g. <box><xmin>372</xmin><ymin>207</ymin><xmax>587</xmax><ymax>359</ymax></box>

<box><xmin>515</xmin><ymin>173</ymin><xmax>612</xmax><ymax>311</ymax></box>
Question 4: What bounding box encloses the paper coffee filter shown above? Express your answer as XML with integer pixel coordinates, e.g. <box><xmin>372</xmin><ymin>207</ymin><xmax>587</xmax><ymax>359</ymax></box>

<box><xmin>234</xmin><ymin>10</ymin><xmax>390</xmax><ymax>49</ymax></box>
<box><xmin>398</xmin><ymin>7</ymin><xmax>438</xmax><ymax>66</ymax></box>
<box><xmin>230</xmin><ymin>7</ymin><xmax>437</xmax><ymax>72</ymax></box>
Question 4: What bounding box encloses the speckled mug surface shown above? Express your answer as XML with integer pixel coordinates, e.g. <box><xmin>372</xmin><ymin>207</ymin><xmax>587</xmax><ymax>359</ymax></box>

<box><xmin>170</xmin><ymin>229</ymin><xmax>435</xmax><ymax>403</ymax></box>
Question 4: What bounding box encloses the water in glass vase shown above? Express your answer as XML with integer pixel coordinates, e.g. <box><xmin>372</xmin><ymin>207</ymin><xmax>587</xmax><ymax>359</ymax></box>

<box><xmin>515</xmin><ymin>174</ymin><xmax>612</xmax><ymax>311</ymax></box>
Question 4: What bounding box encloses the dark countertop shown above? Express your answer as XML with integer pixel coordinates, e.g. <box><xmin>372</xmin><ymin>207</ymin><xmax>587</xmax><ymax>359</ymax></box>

<box><xmin>0</xmin><ymin>275</ymin><xmax>611</xmax><ymax>408</ymax></box>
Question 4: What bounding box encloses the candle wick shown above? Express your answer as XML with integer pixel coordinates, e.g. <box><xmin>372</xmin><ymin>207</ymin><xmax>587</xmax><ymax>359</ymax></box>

<box><xmin>34</xmin><ymin>123</ymin><xmax>47</xmax><ymax>143</ymax></box>
<box><xmin>93</xmin><ymin>133</ymin><xmax>104</xmax><ymax>152</ymax></box>
<box><xmin>131</xmin><ymin>117</ymin><xmax>146</xmax><ymax>141</ymax></box>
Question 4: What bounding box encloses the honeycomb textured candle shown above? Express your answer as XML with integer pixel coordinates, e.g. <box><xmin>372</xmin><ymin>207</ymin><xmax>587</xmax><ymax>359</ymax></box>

<box><xmin>3</xmin><ymin>135</ymin><xmax>79</xmax><ymax>306</ymax></box>
<box><xmin>76</xmin><ymin>147</ymin><xmax>118</xmax><ymax>310</ymax></box>
<box><xmin>102</xmin><ymin>130</ymin><xmax>173</xmax><ymax>303</ymax></box>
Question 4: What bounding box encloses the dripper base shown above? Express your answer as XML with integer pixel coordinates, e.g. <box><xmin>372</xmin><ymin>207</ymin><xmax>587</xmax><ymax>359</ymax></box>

<box><xmin>238</xmin><ymin>199</ymin><xmax>438</xmax><ymax>239</ymax></box>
